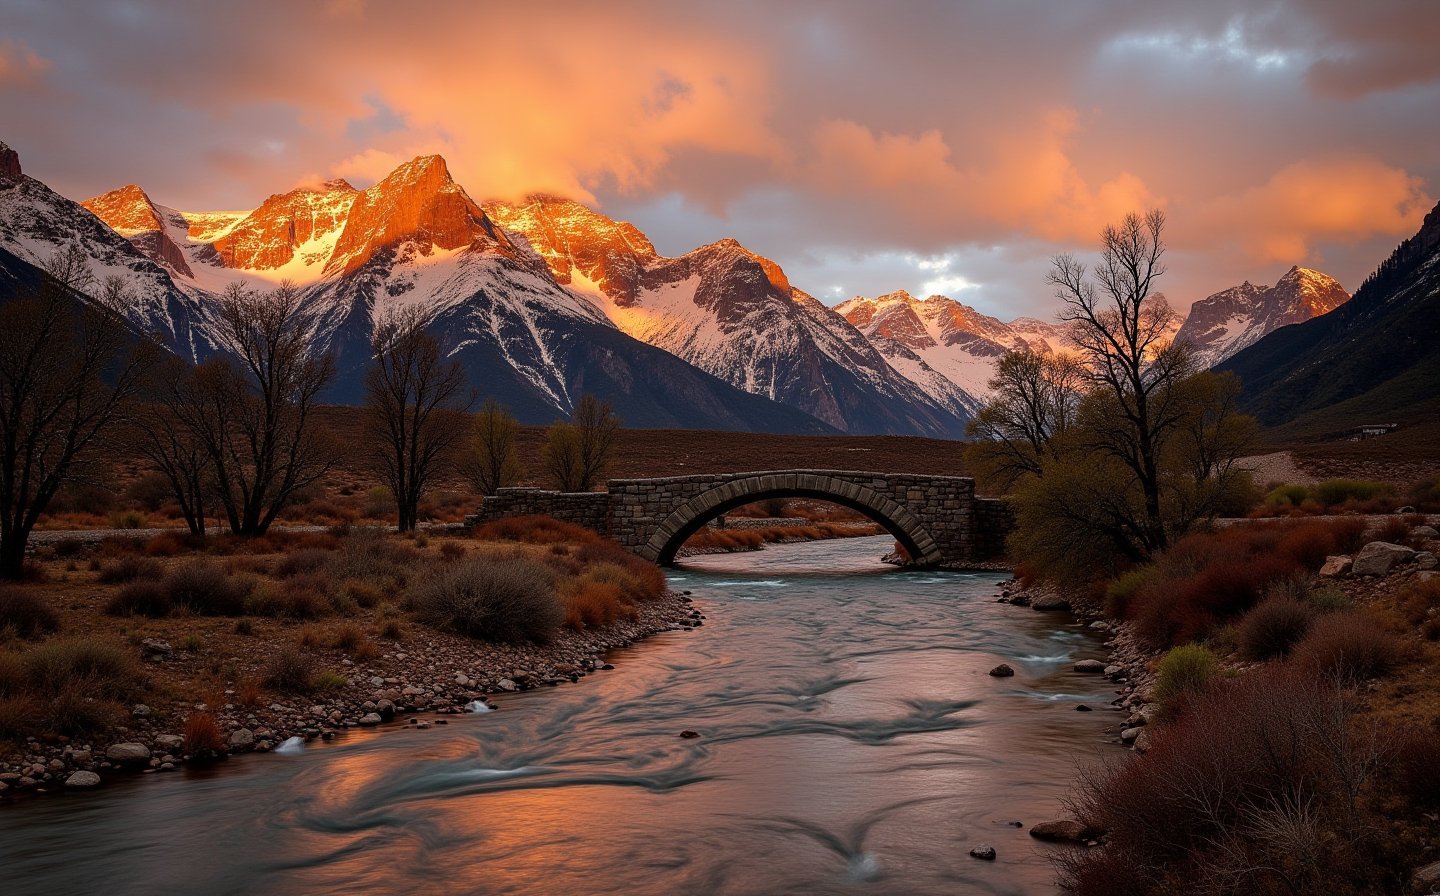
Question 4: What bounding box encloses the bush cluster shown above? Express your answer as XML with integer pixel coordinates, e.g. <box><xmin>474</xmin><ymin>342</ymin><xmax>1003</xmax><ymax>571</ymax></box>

<box><xmin>1120</xmin><ymin>519</ymin><xmax>1367</xmax><ymax>648</ymax></box>
<box><xmin>412</xmin><ymin>557</ymin><xmax>564</xmax><ymax>643</ymax></box>
<box><xmin>0</xmin><ymin>637</ymin><xmax>140</xmax><ymax>740</ymax></box>
<box><xmin>1062</xmin><ymin>668</ymin><xmax>1407</xmax><ymax>896</ymax></box>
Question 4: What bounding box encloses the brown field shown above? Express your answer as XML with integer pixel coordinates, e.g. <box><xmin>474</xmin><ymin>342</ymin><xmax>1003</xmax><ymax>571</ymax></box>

<box><xmin>38</xmin><ymin>410</ymin><xmax>972</xmax><ymax>531</ymax></box>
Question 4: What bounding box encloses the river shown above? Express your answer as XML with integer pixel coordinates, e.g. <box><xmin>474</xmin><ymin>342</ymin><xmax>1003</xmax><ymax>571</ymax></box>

<box><xmin>2</xmin><ymin>535</ymin><xmax>1118</xmax><ymax>895</ymax></box>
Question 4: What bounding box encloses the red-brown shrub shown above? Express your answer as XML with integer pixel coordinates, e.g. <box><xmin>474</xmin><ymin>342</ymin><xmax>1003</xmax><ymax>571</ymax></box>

<box><xmin>561</xmin><ymin>580</ymin><xmax>635</xmax><ymax>630</ymax></box>
<box><xmin>1061</xmin><ymin>668</ymin><xmax>1391</xmax><ymax>895</ymax></box>
<box><xmin>183</xmin><ymin>713</ymin><xmax>226</xmax><ymax>756</ymax></box>
<box><xmin>473</xmin><ymin>514</ymin><xmax>600</xmax><ymax>545</ymax></box>
<box><xmin>1373</xmin><ymin>515</ymin><xmax>1411</xmax><ymax>546</ymax></box>
<box><xmin>1292</xmin><ymin>612</ymin><xmax>1398</xmax><ymax>681</ymax></box>
<box><xmin>97</xmin><ymin>555</ymin><xmax>163</xmax><ymax>584</ymax></box>
<box><xmin>1387</xmin><ymin>727</ymin><xmax>1440</xmax><ymax>808</ymax></box>
<box><xmin>1133</xmin><ymin>553</ymin><xmax>1295</xmax><ymax>648</ymax></box>
<box><xmin>143</xmin><ymin>531</ymin><xmax>191</xmax><ymax>557</ymax></box>
<box><xmin>1237</xmin><ymin>597</ymin><xmax>1314</xmax><ymax>660</ymax></box>
<box><xmin>0</xmin><ymin>588</ymin><xmax>59</xmax><ymax>639</ymax></box>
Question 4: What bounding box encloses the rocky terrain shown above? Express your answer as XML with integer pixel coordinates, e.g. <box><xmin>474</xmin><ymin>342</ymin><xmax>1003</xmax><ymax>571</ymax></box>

<box><xmin>1174</xmin><ymin>266</ymin><xmax>1349</xmax><ymax>369</ymax></box>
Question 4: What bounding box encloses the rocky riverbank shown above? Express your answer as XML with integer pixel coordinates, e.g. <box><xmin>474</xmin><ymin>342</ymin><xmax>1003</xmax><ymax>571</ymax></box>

<box><xmin>0</xmin><ymin>589</ymin><xmax>703</xmax><ymax>800</ymax></box>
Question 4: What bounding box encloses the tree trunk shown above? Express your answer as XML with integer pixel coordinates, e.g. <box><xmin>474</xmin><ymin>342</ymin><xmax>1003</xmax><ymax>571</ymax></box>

<box><xmin>0</xmin><ymin>526</ymin><xmax>30</xmax><ymax>580</ymax></box>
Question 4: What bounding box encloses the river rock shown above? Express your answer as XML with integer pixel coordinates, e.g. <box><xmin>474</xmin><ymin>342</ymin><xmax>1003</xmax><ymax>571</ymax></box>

<box><xmin>228</xmin><ymin>729</ymin><xmax>255</xmax><ymax>749</ymax></box>
<box><xmin>1319</xmin><ymin>555</ymin><xmax>1352</xmax><ymax>578</ymax></box>
<box><xmin>1411</xmin><ymin>526</ymin><xmax>1439</xmax><ymax>540</ymax></box>
<box><xmin>358</xmin><ymin>713</ymin><xmax>383</xmax><ymax>726</ymax></box>
<box><xmin>1030</xmin><ymin>593</ymin><xmax>1071</xmax><ymax>612</ymax></box>
<box><xmin>1352</xmin><ymin>541</ymin><xmax>1416</xmax><ymax>576</ymax></box>
<box><xmin>1074</xmin><ymin>660</ymin><xmax>1106</xmax><ymax>673</ymax></box>
<box><xmin>105</xmin><ymin>743</ymin><xmax>151</xmax><ymax>765</ymax></box>
<box><xmin>154</xmin><ymin>734</ymin><xmax>184</xmax><ymax>752</ymax></box>
<box><xmin>1133</xmin><ymin>729</ymin><xmax>1153</xmax><ymax>753</ymax></box>
<box><xmin>131</xmin><ymin>704</ymin><xmax>152</xmax><ymax>718</ymax></box>
<box><xmin>495</xmin><ymin>679</ymin><xmax>518</xmax><ymax>692</ymax></box>
<box><xmin>1029</xmin><ymin>820</ymin><xmax>1096</xmax><ymax>843</ymax></box>
<box><xmin>1416</xmin><ymin>552</ymin><xmax>1437</xmax><ymax>571</ymax></box>
<box><xmin>1120</xmin><ymin>726</ymin><xmax>1142</xmax><ymax>743</ymax></box>
<box><xmin>968</xmin><ymin>845</ymin><xmax>997</xmax><ymax>860</ymax></box>
<box><xmin>65</xmin><ymin>771</ymin><xmax>101</xmax><ymax>788</ymax></box>
<box><xmin>988</xmin><ymin>664</ymin><xmax>1015</xmax><ymax>677</ymax></box>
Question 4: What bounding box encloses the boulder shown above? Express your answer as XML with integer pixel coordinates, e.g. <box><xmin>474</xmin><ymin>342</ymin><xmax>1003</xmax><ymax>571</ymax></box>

<box><xmin>65</xmin><ymin>771</ymin><xmax>101</xmax><ymax>788</ymax></box>
<box><xmin>1318</xmin><ymin>555</ymin><xmax>1352</xmax><ymax>578</ymax></box>
<box><xmin>988</xmin><ymin>664</ymin><xmax>1015</xmax><ymax>678</ymax></box>
<box><xmin>1133</xmin><ymin>729</ymin><xmax>1153</xmax><ymax>753</ymax></box>
<box><xmin>1074</xmin><ymin>659</ymin><xmax>1106</xmax><ymax>673</ymax></box>
<box><xmin>1416</xmin><ymin>552</ymin><xmax>1437</xmax><ymax>571</ymax></box>
<box><xmin>154</xmin><ymin>734</ymin><xmax>184</xmax><ymax>752</ymax></box>
<box><xmin>968</xmin><ymin>845</ymin><xmax>997</xmax><ymax>860</ymax></box>
<box><xmin>1411</xmin><ymin>526</ymin><xmax>1439</xmax><ymax>540</ymax></box>
<box><xmin>358</xmin><ymin>713</ymin><xmax>383</xmax><ymax>726</ymax></box>
<box><xmin>1352</xmin><ymin>541</ymin><xmax>1416</xmax><ymax>576</ymax></box>
<box><xmin>1029</xmin><ymin>820</ymin><xmax>1096</xmax><ymax>843</ymax></box>
<box><xmin>1030</xmin><ymin>593</ymin><xmax>1071</xmax><ymax>612</ymax></box>
<box><xmin>495</xmin><ymin>679</ymin><xmax>518</xmax><ymax>692</ymax></box>
<box><xmin>1120</xmin><ymin>726</ymin><xmax>1142</xmax><ymax>744</ymax></box>
<box><xmin>228</xmin><ymin>728</ymin><xmax>255</xmax><ymax>749</ymax></box>
<box><xmin>105</xmin><ymin>743</ymin><xmax>151</xmax><ymax>765</ymax></box>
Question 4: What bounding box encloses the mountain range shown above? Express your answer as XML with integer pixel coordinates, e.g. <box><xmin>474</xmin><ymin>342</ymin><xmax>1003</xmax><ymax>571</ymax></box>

<box><xmin>0</xmin><ymin>138</ymin><xmax>1381</xmax><ymax>438</ymax></box>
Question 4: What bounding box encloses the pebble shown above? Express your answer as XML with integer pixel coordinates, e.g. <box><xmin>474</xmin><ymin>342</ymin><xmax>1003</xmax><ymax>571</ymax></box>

<box><xmin>1074</xmin><ymin>660</ymin><xmax>1106</xmax><ymax>673</ymax></box>
<box><xmin>988</xmin><ymin>664</ymin><xmax>1015</xmax><ymax>677</ymax></box>
<box><xmin>968</xmin><ymin>846</ymin><xmax>997</xmax><ymax>861</ymax></box>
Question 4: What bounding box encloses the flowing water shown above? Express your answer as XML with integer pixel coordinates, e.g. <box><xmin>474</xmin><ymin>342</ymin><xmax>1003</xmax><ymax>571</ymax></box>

<box><xmin>2</xmin><ymin>536</ymin><xmax>1120</xmax><ymax>895</ymax></box>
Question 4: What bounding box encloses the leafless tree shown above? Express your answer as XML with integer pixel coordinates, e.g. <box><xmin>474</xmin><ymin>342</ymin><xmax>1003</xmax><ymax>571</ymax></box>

<box><xmin>364</xmin><ymin>307</ymin><xmax>473</xmax><ymax>531</ymax></box>
<box><xmin>0</xmin><ymin>247</ymin><xmax>156</xmax><ymax>577</ymax></box>
<box><xmin>180</xmin><ymin>281</ymin><xmax>335</xmax><ymax>536</ymax></box>
<box><xmin>964</xmin><ymin>350</ymin><xmax>1084</xmax><ymax>488</ymax></box>
<box><xmin>133</xmin><ymin>355</ymin><xmax>213</xmax><ymax>536</ymax></box>
<box><xmin>1048</xmin><ymin>210</ymin><xmax>1196</xmax><ymax>552</ymax></box>
<box><xmin>466</xmin><ymin>399</ymin><xmax>523</xmax><ymax>496</ymax></box>
<box><xmin>544</xmin><ymin>394</ymin><xmax>619</xmax><ymax>492</ymax></box>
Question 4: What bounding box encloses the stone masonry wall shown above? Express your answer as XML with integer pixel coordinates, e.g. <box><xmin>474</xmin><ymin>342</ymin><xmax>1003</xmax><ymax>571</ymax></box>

<box><xmin>468</xmin><ymin>471</ymin><xmax>1008</xmax><ymax>567</ymax></box>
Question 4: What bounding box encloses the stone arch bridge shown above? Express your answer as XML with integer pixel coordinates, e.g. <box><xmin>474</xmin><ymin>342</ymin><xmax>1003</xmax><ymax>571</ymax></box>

<box><xmin>469</xmin><ymin>470</ymin><xmax>1012</xmax><ymax>567</ymax></box>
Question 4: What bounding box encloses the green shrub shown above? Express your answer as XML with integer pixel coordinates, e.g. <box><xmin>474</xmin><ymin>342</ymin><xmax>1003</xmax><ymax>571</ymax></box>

<box><xmin>0</xmin><ymin>588</ymin><xmax>59</xmax><ymax>639</ymax></box>
<box><xmin>1237</xmin><ymin>597</ymin><xmax>1314</xmax><ymax>660</ymax></box>
<box><xmin>1154</xmin><ymin>644</ymin><xmax>1218</xmax><ymax>718</ymax></box>
<box><xmin>1313</xmin><ymin>479</ymin><xmax>1393</xmax><ymax>507</ymax></box>
<box><xmin>412</xmin><ymin>557</ymin><xmax>562</xmax><ymax>643</ymax></box>
<box><xmin>1265</xmin><ymin>483</ymin><xmax>1310</xmax><ymax>508</ymax></box>
<box><xmin>1306</xmin><ymin>586</ymin><xmax>1352</xmax><ymax>614</ymax></box>
<box><xmin>1105</xmin><ymin>566</ymin><xmax>1156</xmax><ymax>618</ymax></box>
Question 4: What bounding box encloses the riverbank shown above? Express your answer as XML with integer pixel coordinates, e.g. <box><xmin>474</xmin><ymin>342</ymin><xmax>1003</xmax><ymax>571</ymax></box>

<box><xmin>0</xmin><ymin>525</ymin><xmax>700</xmax><ymax>800</ymax></box>
<box><xmin>676</xmin><ymin>519</ymin><xmax>881</xmax><ymax>556</ymax></box>
<box><xmin>1003</xmin><ymin>515</ymin><xmax>1440</xmax><ymax>892</ymax></box>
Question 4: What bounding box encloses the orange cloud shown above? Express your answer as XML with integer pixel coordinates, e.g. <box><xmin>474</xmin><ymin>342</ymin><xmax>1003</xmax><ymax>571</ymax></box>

<box><xmin>802</xmin><ymin>109</ymin><xmax>1162</xmax><ymax>243</ymax></box>
<box><xmin>1195</xmin><ymin>155</ymin><xmax>1433</xmax><ymax>262</ymax></box>
<box><xmin>0</xmin><ymin>39</ymin><xmax>50</xmax><ymax>88</ymax></box>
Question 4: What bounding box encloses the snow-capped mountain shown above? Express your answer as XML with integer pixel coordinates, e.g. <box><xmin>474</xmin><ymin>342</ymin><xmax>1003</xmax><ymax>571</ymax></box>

<box><xmin>1173</xmin><ymin>266</ymin><xmax>1350</xmax><ymax>369</ymax></box>
<box><xmin>485</xmin><ymin>196</ymin><xmax>975</xmax><ymax>436</ymax></box>
<box><xmin>0</xmin><ymin>142</ymin><xmax>830</xmax><ymax>433</ymax></box>
<box><xmin>836</xmin><ymin>291</ymin><xmax>1047</xmax><ymax>401</ymax></box>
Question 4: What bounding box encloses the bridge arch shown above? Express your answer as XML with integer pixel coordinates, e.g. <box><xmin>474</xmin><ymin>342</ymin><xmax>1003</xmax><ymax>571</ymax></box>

<box><xmin>642</xmin><ymin>472</ymin><xmax>945</xmax><ymax>566</ymax></box>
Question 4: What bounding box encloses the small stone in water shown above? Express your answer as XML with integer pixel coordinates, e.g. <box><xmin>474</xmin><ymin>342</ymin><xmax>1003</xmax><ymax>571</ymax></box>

<box><xmin>1075</xmin><ymin>704</ymin><xmax>1093</xmax><ymax>712</ymax></box>
<box><xmin>988</xmin><ymin>664</ymin><xmax>1015</xmax><ymax>677</ymax></box>
<box><xmin>969</xmin><ymin>845</ymin><xmax>997</xmax><ymax>861</ymax></box>
<box><xmin>679</xmin><ymin>730</ymin><xmax>700</xmax><ymax>739</ymax></box>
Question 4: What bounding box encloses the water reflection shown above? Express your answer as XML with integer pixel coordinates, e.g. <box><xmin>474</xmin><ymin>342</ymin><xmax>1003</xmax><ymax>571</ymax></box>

<box><xmin>2</xmin><ymin>536</ymin><xmax>1117</xmax><ymax>896</ymax></box>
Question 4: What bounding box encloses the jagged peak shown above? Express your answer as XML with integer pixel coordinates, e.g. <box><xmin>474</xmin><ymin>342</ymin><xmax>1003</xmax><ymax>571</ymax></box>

<box><xmin>325</xmin><ymin>153</ymin><xmax>502</xmax><ymax>276</ymax></box>
<box><xmin>0</xmin><ymin>141</ymin><xmax>20</xmax><ymax>180</ymax></box>
<box><xmin>82</xmin><ymin>183</ymin><xmax>165</xmax><ymax>235</ymax></box>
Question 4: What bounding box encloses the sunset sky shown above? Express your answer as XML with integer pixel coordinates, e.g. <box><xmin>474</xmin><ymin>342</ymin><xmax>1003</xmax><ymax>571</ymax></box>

<box><xmin>2</xmin><ymin>0</ymin><xmax>1437</xmax><ymax>317</ymax></box>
